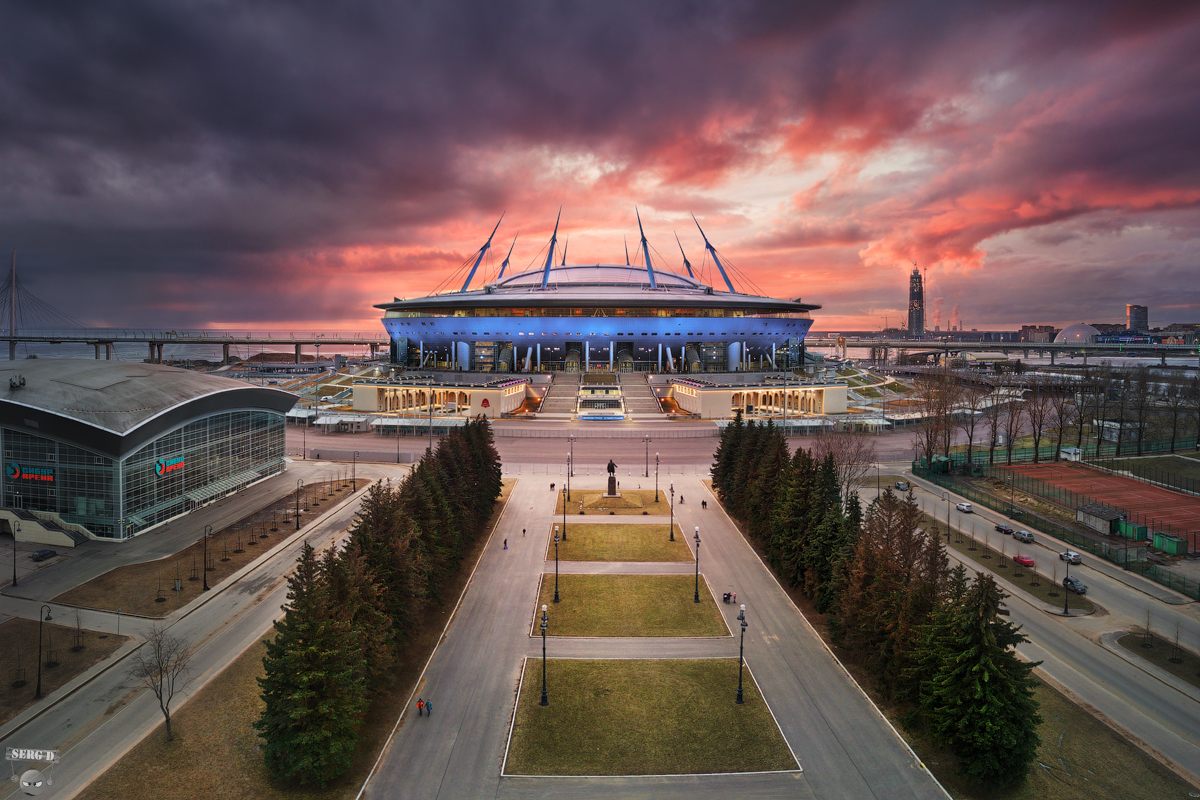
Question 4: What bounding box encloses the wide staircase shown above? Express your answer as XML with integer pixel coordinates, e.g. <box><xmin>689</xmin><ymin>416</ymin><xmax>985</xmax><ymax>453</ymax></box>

<box><xmin>538</xmin><ymin>373</ymin><xmax>582</xmax><ymax>417</ymax></box>
<box><xmin>2</xmin><ymin>507</ymin><xmax>92</xmax><ymax>547</ymax></box>
<box><xmin>618</xmin><ymin>373</ymin><xmax>665</xmax><ymax>419</ymax></box>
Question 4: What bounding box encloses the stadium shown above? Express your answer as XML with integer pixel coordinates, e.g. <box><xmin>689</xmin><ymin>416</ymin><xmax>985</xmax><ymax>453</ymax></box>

<box><xmin>376</xmin><ymin>213</ymin><xmax>819</xmax><ymax>373</ymax></box>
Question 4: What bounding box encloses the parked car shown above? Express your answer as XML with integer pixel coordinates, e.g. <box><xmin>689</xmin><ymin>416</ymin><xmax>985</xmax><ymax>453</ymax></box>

<box><xmin>1013</xmin><ymin>530</ymin><xmax>1035</xmax><ymax>543</ymax></box>
<box><xmin>1059</xmin><ymin>550</ymin><xmax>1082</xmax><ymax>565</ymax></box>
<box><xmin>1063</xmin><ymin>575</ymin><xmax>1088</xmax><ymax>595</ymax></box>
<box><xmin>1012</xmin><ymin>553</ymin><xmax>1036</xmax><ymax>567</ymax></box>
<box><xmin>895</xmin><ymin>481</ymin><xmax>910</xmax><ymax>491</ymax></box>
<box><xmin>955</xmin><ymin>502</ymin><xmax>974</xmax><ymax>513</ymax></box>
<box><xmin>30</xmin><ymin>549</ymin><xmax>57</xmax><ymax>562</ymax></box>
<box><xmin>995</xmin><ymin>523</ymin><xmax>1015</xmax><ymax>535</ymax></box>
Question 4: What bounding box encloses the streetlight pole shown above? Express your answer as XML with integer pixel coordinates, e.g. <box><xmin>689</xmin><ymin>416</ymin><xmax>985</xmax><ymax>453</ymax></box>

<box><xmin>1063</xmin><ymin>561</ymin><xmax>1071</xmax><ymax>616</ymax></box>
<box><xmin>202</xmin><ymin>524</ymin><xmax>212</xmax><ymax>591</ymax></box>
<box><xmin>295</xmin><ymin>478</ymin><xmax>304</xmax><ymax>530</ymax></box>
<box><xmin>352</xmin><ymin>451</ymin><xmax>358</xmax><ymax>486</ymax></box>
<box><xmin>736</xmin><ymin>604</ymin><xmax>747</xmax><ymax>704</ymax></box>
<box><xmin>643</xmin><ymin>435</ymin><xmax>651</xmax><ymax>477</ymax></box>
<box><xmin>553</xmin><ymin>530</ymin><xmax>561</xmax><ymax>603</ymax></box>
<box><xmin>693</xmin><ymin>526</ymin><xmax>701</xmax><ymax>603</ymax></box>
<box><xmin>655</xmin><ymin>452</ymin><xmax>660</xmax><ymax>502</ymax></box>
<box><xmin>568</xmin><ymin>435</ymin><xmax>576</xmax><ymax>476</ymax></box>
<box><xmin>943</xmin><ymin>492</ymin><xmax>951</xmax><ymax>544</ymax></box>
<box><xmin>875</xmin><ymin>464</ymin><xmax>880</xmax><ymax>499</ymax></box>
<box><xmin>428</xmin><ymin>377</ymin><xmax>434</xmax><ymax>454</ymax></box>
<box><xmin>561</xmin><ymin>486</ymin><xmax>568</xmax><ymax>542</ymax></box>
<box><xmin>539</xmin><ymin>604</ymin><xmax>549</xmax><ymax>706</ymax></box>
<box><xmin>35</xmin><ymin>604</ymin><xmax>52</xmax><ymax>698</ymax></box>
<box><xmin>669</xmin><ymin>484</ymin><xmax>675</xmax><ymax>541</ymax></box>
<box><xmin>566</xmin><ymin>453</ymin><xmax>572</xmax><ymax>502</ymax></box>
<box><xmin>11</xmin><ymin>522</ymin><xmax>17</xmax><ymax>587</ymax></box>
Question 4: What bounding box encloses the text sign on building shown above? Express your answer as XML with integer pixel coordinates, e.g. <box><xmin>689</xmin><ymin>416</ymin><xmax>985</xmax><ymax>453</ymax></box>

<box><xmin>5</xmin><ymin>747</ymin><xmax>59</xmax><ymax>763</ymax></box>
<box><xmin>5</xmin><ymin>462</ymin><xmax>55</xmax><ymax>483</ymax></box>
<box><xmin>154</xmin><ymin>456</ymin><xmax>186</xmax><ymax>477</ymax></box>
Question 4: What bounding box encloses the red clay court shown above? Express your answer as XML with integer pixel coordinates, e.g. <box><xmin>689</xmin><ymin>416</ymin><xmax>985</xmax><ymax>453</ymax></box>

<box><xmin>1002</xmin><ymin>462</ymin><xmax>1200</xmax><ymax>543</ymax></box>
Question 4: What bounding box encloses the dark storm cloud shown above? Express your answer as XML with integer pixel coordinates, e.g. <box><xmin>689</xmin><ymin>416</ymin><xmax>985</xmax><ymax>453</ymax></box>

<box><xmin>0</xmin><ymin>1</ymin><xmax>1197</xmax><ymax>326</ymax></box>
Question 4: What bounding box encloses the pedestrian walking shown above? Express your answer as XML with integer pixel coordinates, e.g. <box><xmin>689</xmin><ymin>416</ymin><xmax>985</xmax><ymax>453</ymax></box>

<box><xmin>701</xmin><ymin>500</ymin><xmax>707</xmax><ymax>510</ymax></box>
<box><xmin>522</xmin><ymin>528</ymin><xmax>527</xmax><ymax>538</ymax></box>
<box><xmin>503</xmin><ymin>538</ymin><xmax>508</xmax><ymax>550</ymax></box>
<box><xmin>417</xmin><ymin>697</ymin><xmax>425</xmax><ymax>717</ymax></box>
<box><xmin>550</xmin><ymin>482</ymin><xmax>555</xmax><ymax>491</ymax></box>
<box><xmin>425</xmin><ymin>699</ymin><xmax>432</xmax><ymax>716</ymax></box>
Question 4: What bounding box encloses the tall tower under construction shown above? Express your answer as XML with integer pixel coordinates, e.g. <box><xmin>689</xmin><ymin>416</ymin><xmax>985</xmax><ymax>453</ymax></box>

<box><xmin>907</xmin><ymin>267</ymin><xmax>925</xmax><ymax>337</ymax></box>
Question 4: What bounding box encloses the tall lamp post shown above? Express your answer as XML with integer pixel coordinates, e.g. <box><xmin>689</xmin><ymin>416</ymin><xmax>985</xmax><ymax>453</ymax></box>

<box><xmin>539</xmin><ymin>604</ymin><xmax>549</xmax><ymax>706</ymax></box>
<box><xmin>427</xmin><ymin>377</ymin><xmax>435</xmax><ymax>454</ymax></box>
<box><xmin>568</xmin><ymin>435</ymin><xmax>576</xmax><ymax>476</ymax></box>
<box><xmin>654</xmin><ymin>452</ymin><xmax>660</xmax><ymax>502</ymax></box>
<box><xmin>669</xmin><ymin>484</ymin><xmax>675</xmax><ymax>541</ymax></box>
<box><xmin>736</xmin><ymin>604</ymin><xmax>748</xmax><ymax>704</ymax></box>
<box><xmin>693</xmin><ymin>526</ymin><xmax>701</xmax><ymax>603</ymax></box>
<box><xmin>566</xmin><ymin>453</ymin><xmax>572</xmax><ymax>502</ymax></box>
<box><xmin>942</xmin><ymin>491</ymin><xmax>951</xmax><ymax>543</ymax></box>
<box><xmin>875</xmin><ymin>464</ymin><xmax>880</xmax><ymax>499</ymax></box>
<box><xmin>643</xmin><ymin>435</ymin><xmax>651</xmax><ymax>477</ymax></box>
<box><xmin>553</xmin><ymin>529</ymin><xmax>561</xmax><ymax>603</ymax></box>
<box><xmin>202</xmin><ymin>524</ymin><xmax>212</xmax><ymax>591</ymax></box>
<box><xmin>1062</xmin><ymin>561</ymin><xmax>1071</xmax><ymax>616</ymax></box>
<box><xmin>561</xmin><ymin>486</ymin><xmax>568</xmax><ymax>542</ymax></box>
<box><xmin>11</xmin><ymin>522</ymin><xmax>18</xmax><ymax>587</ymax></box>
<box><xmin>352</xmin><ymin>451</ymin><xmax>359</xmax><ymax>486</ymax></box>
<box><xmin>35</xmin><ymin>604</ymin><xmax>53</xmax><ymax>698</ymax></box>
<box><xmin>295</xmin><ymin>478</ymin><xmax>304</xmax><ymax>531</ymax></box>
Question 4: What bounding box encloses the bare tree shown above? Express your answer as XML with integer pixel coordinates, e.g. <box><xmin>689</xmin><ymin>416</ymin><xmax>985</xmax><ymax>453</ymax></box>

<box><xmin>1003</xmin><ymin>398</ymin><xmax>1025</xmax><ymax>465</ymax></box>
<box><xmin>1113</xmin><ymin>373</ymin><xmax>1131</xmax><ymax>456</ymax></box>
<box><xmin>912</xmin><ymin>372</ymin><xmax>942</xmax><ymax>468</ymax></box>
<box><xmin>1049</xmin><ymin>380</ymin><xmax>1077</xmax><ymax>459</ymax></box>
<box><xmin>1024</xmin><ymin>378</ymin><xmax>1054</xmax><ymax>463</ymax></box>
<box><xmin>811</xmin><ymin>429</ymin><xmax>877</xmax><ymax>502</ymax></box>
<box><xmin>1132</xmin><ymin>367</ymin><xmax>1152</xmax><ymax>456</ymax></box>
<box><xmin>984</xmin><ymin>392</ymin><xmax>1004</xmax><ymax>465</ymax></box>
<box><xmin>957</xmin><ymin>384</ymin><xmax>989</xmax><ymax>473</ymax></box>
<box><xmin>130</xmin><ymin>626</ymin><xmax>193</xmax><ymax>741</ymax></box>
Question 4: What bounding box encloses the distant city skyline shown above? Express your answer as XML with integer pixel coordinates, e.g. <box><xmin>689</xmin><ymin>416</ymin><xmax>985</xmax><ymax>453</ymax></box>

<box><xmin>0</xmin><ymin>3</ymin><xmax>1198</xmax><ymax>332</ymax></box>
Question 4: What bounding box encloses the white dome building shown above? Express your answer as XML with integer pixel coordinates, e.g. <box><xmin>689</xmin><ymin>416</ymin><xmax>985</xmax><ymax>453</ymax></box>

<box><xmin>1054</xmin><ymin>323</ymin><xmax>1100</xmax><ymax>344</ymax></box>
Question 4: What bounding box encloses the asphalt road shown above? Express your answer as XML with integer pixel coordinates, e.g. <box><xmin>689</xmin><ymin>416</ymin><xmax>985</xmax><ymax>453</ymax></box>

<box><xmin>361</xmin><ymin>476</ymin><xmax>948</xmax><ymax>800</ymax></box>
<box><xmin>903</xmin><ymin>473</ymin><xmax>1200</xmax><ymax>784</ymax></box>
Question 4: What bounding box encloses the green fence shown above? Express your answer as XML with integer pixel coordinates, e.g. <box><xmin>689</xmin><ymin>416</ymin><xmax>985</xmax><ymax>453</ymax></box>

<box><xmin>913</xmin><ymin>464</ymin><xmax>1200</xmax><ymax>601</ymax></box>
<box><xmin>932</xmin><ymin>437</ymin><xmax>1195</xmax><ymax>471</ymax></box>
<box><xmin>1085</xmin><ymin>454</ymin><xmax>1200</xmax><ymax>498</ymax></box>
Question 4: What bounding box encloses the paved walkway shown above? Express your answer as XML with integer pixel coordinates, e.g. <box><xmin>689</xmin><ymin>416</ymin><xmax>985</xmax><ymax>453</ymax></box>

<box><xmin>361</xmin><ymin>476</ymin><xmax>947</xmax><ymax>799</ymax></box>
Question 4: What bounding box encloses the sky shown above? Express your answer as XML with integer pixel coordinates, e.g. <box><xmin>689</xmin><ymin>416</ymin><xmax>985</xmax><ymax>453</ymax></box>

<box><xmin>1</xmin><ymin>1</ymin><xmax>1198</xmax><ymax>333</ymax></box>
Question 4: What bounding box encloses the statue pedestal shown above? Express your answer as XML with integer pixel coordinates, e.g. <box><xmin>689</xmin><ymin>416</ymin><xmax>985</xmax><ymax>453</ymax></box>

<box><xmin>606</xmin><ymin>475</ymin><xmax>620</xmax><ymax>497</ymax></box>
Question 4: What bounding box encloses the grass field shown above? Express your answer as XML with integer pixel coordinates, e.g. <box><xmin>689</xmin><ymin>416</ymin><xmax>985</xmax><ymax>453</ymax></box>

<box><xmin>1116</xmin><ymin>631</ymin><xmax>1200</xmax><ymax>690</ymax></box>
<box><xmin>0</xmin><ymin>618</ymin><xmax>127</xmax><ymax>726</ymax></box>
<box><xmin>1106</xmin><ymin>453</ymin><xmax>1200</xmax><ymax>487</ymax></box>
<box><xmin>554</xmin><ymin>488</ymin><xmax>672</xmax><ymax>515</ymax></box>
<box><xmin>56</xmin><ymin>480</ymin><xmax>370</xmax><ymax>617</ymax></box>
<box><xmin>505</xmin><ymin>658</ymin><xmax>796</xmax><ymax>775</ymax></box>
<box><xmin>924</xmin><ymin>514</ymin><xmax>1096</xmax><ymax>614</ymax></box>
<box><xmin>534</xmin><ymin>574</ymin><xmax>727</xmax><ymax>637</ymax></box>
<box><xmin>547</xmin><ymin>523</ymin><xmax>691</xmax><ymax>561</ymax></box>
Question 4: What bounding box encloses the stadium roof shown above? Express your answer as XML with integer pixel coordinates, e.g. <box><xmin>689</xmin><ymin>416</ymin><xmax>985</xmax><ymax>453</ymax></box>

<box><xmin>0</xmin><ymin>359</ymin><xmax>296</xmax><ymax>457</ymax></box>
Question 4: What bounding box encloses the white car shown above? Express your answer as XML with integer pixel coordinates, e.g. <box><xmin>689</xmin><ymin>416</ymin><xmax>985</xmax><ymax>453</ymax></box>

<box><xmin>955</xmin><ymin>502</ymin><xmax>974</xmax><ymax>513</ymax></box>
<box><xmin>1059</xmin><ymin>550</ymin><xmax>1082</xmax><ymax>565</ymax></box>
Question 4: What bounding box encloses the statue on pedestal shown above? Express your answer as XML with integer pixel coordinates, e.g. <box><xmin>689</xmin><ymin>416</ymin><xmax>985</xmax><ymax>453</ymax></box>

<box><xmin>606</xmin><ymin>459</ymin><xmax>619</xmax><ymax>497</ymax></box>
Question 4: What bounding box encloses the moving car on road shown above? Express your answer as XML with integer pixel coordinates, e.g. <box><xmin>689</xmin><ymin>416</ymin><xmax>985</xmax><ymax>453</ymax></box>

<box><xmin>1063</xmin><ymin>575</ymin><xmax>1088</xmax><ymax>594</ymax></box>
<box><xmin>1014</xmin><ymin>530</ymin><xmax>1035</xmax><ymax>543</ymax></box>
<box><xmin>955</xmin><ymin>502</ymin><xmax>974</xmax><ymax>513</ymax></box>
<box><xmin>1059</xmin><ymin>550</ymin><xmax>1082</xmax><ymax>564</ymax></box>
<box><xmin>895</xmin><ymin>481</ymin><xmax>910</xmax><ymax>491</ymax></box>
<box><xmin>30</xmin><ymin>549</ymin><xmax>57</xmax><ymax>562</ymax></box>
<box><xmin>1012</xmin><ymin>554</ymin><xmax>1036</xmax><ymax>567</ymax></box>
<box><xmin>995</xmin><ymin>523</ymin><xmax>1015</xmax><ymax>535</ymax></box>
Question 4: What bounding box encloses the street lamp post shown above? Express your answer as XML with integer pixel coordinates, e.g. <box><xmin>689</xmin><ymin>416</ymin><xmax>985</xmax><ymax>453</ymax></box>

<box><xmin>561</xmin><ymin>486</ymin><xmax>568</xmax><ymax>542</ymax></box>
<box><xmin>669</xmin><ymin>484</ymin><xmax>675</xmax><ymax>541</ymax></box>
<box><xmin>202</xmin><ymin>524</ymin><xmax>212</xmax><ymax>591</ymax></box>
<box><xmin>568</xmin><ymin>435</ymin><xmax>576</xmax><ymax>476</ymax></box>
<box><xmin>553</xmin><ymin>530</ymin><xmax>561</xmax><ymax>603</ymax></box>
<box><xmin>655</xmin><ymin>452</ymin><xmax>660</xmax><ymax>502</ymax></box>
<box><xmin>1063</xmin><ymin>561</ymin><xmax>1071</xmax><ymax>616</ymax></box>
<box><xmin>11</xmin><ymin>522</ymin><xmax>17</xmax><ymax>587</ymax></box>
<box><xmin>942</xmin><ymin>491</ymin><xmax>951</xmax><ymax>544</ymax></box>
<box><xmin>643</xmin><ymin>435</ymin><xmax>651</xmax><ymax>477</ymax></box>
<box><xmin>301</xmin><ymin>413</ymin><xmax>307</xmax><ymax>460</ymax></box>
<box><xmin>428</xmin><ymin>378</ymin><xmax>434</xmax><ymax>454</ymax></box>
<box><xmin>566</xmin><ymin>453</ymin><xmax>572</xmax><ymax>502</ymax></box>
<box><xmin>875</xmin><ymin>464</ymin><xmax>880</xmax><ymax>499</ymax></box>
<box><xmin>693</xmin><ymin>526</ymin><xmax>701</xmax><ymax>603</ymax></box>
<box><xmin>295</xmin><ymin>478</ymin><xmax>304</xmax><ymax>530</ymax></box>
<box><xmin>352</xmin><ymin>451</ymin><xmax>358</xmax><ymax>486</ymax></box>
<box><xmin>539</xmin><ymin>604</ymin><xmax>550</xmax><ymax>706</ymax></box>
<box><xmin>736</xmin><ymin>604</ymin><xmax>748</xmax><ymax>704</ymax></box>
<box><xmin>35</xmin><ymin>604</ymin><xmax>52</xmax><ymax>699</ymax></box>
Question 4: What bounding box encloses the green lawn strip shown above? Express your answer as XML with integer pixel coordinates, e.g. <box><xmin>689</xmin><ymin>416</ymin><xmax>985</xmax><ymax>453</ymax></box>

<box><xmin>856</xmin><ymin>386</ymin><xmax>881</xmax><ymax>398</ymax></box>
<box><xmin>1116</xmin><ymin>631</ymin><xmax>1200</xmax><ymax>690</ymax></box>
<box><xmin>1106</xmin><ymin>454</ymin><xmax>1200</xmax><ymax>487</ymax></box>
<box><xmin>922</xmin><ymin>513</ymin><xmax>1096</xmax><ymax>614</ymax></box>
<box><xmin>535</xmin><ymin>574</ymin><xmax>727</xmax><ymax>637</ymax></box>
<box><xmin>547</xmin><ymin>523</ymin><xmax>690</xmax><ymax>562</ymax></box>
<box><xmin>901</xmin><ymin>677</ymin><xmax>1199</xmax><ymax>800</ymax></box>
<box><xmin>554</xmin><ymin>488</ymin><xmax>670</xmax><ymax>516</ymax></box>
<box><xmin>505</xmin><ymin>658</ymin><xmax>796</xmax><ymax>775</ymax></box>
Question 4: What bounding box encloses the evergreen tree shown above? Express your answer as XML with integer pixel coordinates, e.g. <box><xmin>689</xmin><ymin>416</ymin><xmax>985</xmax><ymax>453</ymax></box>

<box><xmin>924</xmin><ymin>574</ymin><xmax>1041</xmax><ymax>787</ymax></box>
<box><xmin>711</xmin><ymin>410</ymin><xmax>745</xmax><ymax>497</ymax></box>
<box><xmin>322</xmin><ymin>545</ymin><xmax>394</xmax><ymax>683</ymax></box>
<box><xmin>257</xmin><ymin>543</ymin><xmax>368</xmax><ymax>787</ymax></box>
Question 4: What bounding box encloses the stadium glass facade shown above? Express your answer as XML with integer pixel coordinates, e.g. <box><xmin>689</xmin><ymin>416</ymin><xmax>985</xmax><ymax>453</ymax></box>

<box><xmin>1</xmin><ymin>410</ymin><xmax>285</xmax><ymax>540</ymax></box>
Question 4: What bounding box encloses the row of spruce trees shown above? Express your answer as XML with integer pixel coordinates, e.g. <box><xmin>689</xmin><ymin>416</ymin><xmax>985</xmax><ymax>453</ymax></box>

<box><xmin>712</xmin><ymin>414</ymin><xmax>1040</xmax><ymax>787</ymax></box>
<box><xmin>256</xmin><ymin>419</ymin><xmax>503</xmax><ymax>787</ymax></box>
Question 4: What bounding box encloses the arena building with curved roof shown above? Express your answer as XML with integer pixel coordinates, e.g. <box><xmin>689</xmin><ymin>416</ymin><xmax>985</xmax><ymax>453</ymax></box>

<box><xmin>377</xmin><ymin>214</ymin><xmax>819</xmax><ymax>373</ymax></box>
<box><xmin>0</xmin><ymin>360</ymin><xmax>295</xmax><ymax>541</ymax></box>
